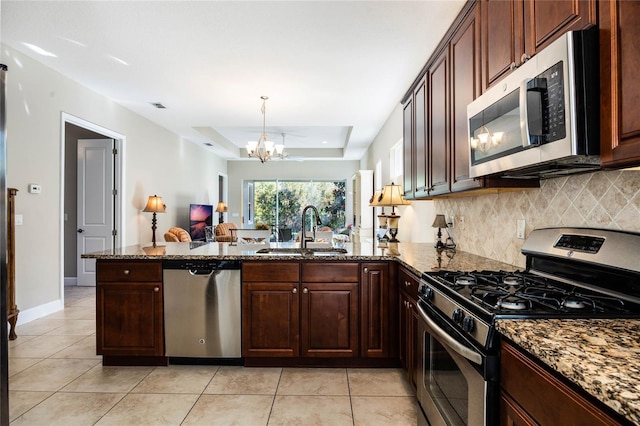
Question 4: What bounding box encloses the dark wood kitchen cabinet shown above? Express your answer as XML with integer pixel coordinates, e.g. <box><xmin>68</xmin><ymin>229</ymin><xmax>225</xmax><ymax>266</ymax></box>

<box><xmin>501</xmin><ymin>340</ymin><xmax>625</xmax><ymax>426</ymax></box>
<box><xmin>243</xmin><ymin>262</ymin><xmax>362</xmax><ymax>360</ymax></box>
<box><xmin>361</xmin><ymin>262</ymin><xmax>397</xmax><ymax>358</ymax></box>
<box><xmin>301</xmin><ymin>263</ymin><xmax>359</xmax><ymax>358</ymax></box>
<box><xmin>450</xmin><ymin>5</ymin><xmax>483</xmax><ymax>192</ymax></box>
<box><xmin>401</xmin><ymin>1</ymin><xmax>539</xmax><ymax>199</ymax></box>
<box><xmin>398</xmin><ymin>267</ymin><xmax>420</xmax><ymax>388</ymax></box>
<box><xmin>599</xmin><ymin>0</ymin><xmax>640</xmax><ymax>168</ymax></box>
<box><xmin>242</xmin><ymin>262</ymin><xmax>300</xmax><ymax>357</ymax></box>
<box><xmin>96</xmin><ymin>260</ymin><xmax>165</xmax><ymax>365</ymax></box>
<box><xmin>481</xmin><ymin>0</ymin><xmax>596</xmax><ymax>90</ymax></box>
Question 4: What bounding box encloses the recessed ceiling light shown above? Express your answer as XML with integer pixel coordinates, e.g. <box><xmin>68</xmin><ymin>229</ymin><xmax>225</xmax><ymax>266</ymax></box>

<box><xmin>322</xmin><ymin>140</ymin><xmax>328</xmax><ymax>144</ymax></box>
<box><xmin>150</xmin><ymin>102</ymin><xmax>166</xmax><ymax>109</ymax></box>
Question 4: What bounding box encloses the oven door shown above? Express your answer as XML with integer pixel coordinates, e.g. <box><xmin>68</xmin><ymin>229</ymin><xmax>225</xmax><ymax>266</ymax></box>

<box><xmin>416</xmin><ymin>301</ymin><xmax>496</xmax><ymax>426</ymax></box>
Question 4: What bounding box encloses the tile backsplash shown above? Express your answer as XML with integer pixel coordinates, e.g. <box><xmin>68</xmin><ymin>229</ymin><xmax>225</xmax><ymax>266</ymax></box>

<box><xmin>434</xmin><ymin>170</ymin><xmax>640</xmax><ymax>268</ymax></box>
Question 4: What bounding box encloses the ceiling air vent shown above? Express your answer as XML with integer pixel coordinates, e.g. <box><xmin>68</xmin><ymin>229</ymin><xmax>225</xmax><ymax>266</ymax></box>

<box><xmin>150</xmin><ymin>102</ymin><xmax>166</xmax><ymax>109</ymax></box>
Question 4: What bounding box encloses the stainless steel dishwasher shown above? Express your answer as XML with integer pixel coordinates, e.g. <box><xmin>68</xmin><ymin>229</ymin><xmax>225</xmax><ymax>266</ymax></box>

<box><xmin>163</xmin><ymin>259</ymin><xmax>241</xmax><ymax>359</ymax></box>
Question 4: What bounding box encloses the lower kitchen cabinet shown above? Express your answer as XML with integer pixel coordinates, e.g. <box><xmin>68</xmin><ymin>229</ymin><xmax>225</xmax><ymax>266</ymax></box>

<box><xmin>361</xmin><ymin>262</ymin><xmax>397</xmax><ymax>358</ymax></box>
<box><xmin>500</xmin><ymin>339</ymin><xmax>625</xmax><ymax>425</ymax></box>
<box><xmin>398</xmin><ymin>266</ymin><xmax>420</xmax><ymax>388</ymax></box>
<box><xmin>242</xmin><ymin>261</ymin><xmax>395</xmax><ymax>364</ymax></box>
<box><xmin>96</xmin><ymin>260</ymin><xmax>165</xmax><ymax>365</ymax></box>
<box><xmin>241</xmin><ymin>281</ymin><xmax>300</xmax><ymax>357</ymax></box>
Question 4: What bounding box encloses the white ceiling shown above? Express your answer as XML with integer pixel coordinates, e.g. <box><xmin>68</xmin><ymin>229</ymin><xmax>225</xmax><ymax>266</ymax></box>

<box><xmin>1</xmin><ymin>0</ymin><xmax>465</xmax><ymax>161</ymax></box>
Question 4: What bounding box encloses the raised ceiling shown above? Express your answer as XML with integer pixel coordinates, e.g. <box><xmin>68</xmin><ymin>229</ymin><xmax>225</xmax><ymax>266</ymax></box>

<box><xmin>1</xmin><ymin>0</ymin><xmax>465</xmax><ymax>161</ymax></box>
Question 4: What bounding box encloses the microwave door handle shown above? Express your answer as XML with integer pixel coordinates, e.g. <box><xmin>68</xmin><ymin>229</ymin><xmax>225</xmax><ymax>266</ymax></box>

<box><xmin>416</xmin><ymin>303</ymin><xmax>483</xmax><ymax>365</ymax></box>
<box><xmin>520</xmin><ymin>79</ymin><xmax>533</xmax><ymax>147</ymax></box>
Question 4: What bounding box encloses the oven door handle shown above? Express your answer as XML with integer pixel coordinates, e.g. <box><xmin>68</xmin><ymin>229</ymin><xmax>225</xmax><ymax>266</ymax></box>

<box><xmin>417</xmin><ymin>303</ymin><xmax>483</xmax><ymax>365</ymax></box>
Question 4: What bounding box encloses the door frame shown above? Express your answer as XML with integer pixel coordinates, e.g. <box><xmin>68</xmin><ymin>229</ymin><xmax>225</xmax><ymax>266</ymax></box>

<box><xmin>60</xmin><ymin>113</ymin><xmax>124</xmax><ymax>299</ymax></box>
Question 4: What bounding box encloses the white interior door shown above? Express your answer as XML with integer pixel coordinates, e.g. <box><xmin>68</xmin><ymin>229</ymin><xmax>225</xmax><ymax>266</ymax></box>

<box><xmin>77</xmin><ymin>139</ymin><xmax>114</xmax><ymax>286</ymax></box>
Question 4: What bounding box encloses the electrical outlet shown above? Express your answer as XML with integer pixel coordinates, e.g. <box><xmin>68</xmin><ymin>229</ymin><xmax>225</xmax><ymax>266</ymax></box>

<box><xmin>449</xmin><ymin>216</ymin><xmax>455</xmax><ymax>229</ymax></box>
<box><xmin>516</xmin><ymin>219</ymin><xmax>526</xmax><ymax>239</ymax></box>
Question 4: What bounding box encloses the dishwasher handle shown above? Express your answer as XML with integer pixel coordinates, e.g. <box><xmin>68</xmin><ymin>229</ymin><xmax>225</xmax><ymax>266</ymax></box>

<box><xmin>189</xmin><ymin>268</ymin><xmax>214</xmax><ymax>276</ymax></box>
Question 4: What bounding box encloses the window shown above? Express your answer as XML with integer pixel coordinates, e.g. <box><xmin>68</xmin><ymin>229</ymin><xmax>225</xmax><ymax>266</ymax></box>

<box><xmin>244</xmin><ymin>179</ymin><xmax>346</xmax><ymax>240</ymax></box>
<box><xmin>390</xmin><ymin>139</ymin><xmax>403</xmax><ymax>183</ymax></box>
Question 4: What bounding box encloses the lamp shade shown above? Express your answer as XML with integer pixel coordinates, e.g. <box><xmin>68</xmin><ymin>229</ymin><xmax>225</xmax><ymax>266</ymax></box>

<box><xmin>215</xmin><ymin>201</ymin><xmax>228</xmax><ymax>213</ymax></box>
<box><xmin>378</xmin><ymin>182</ymin><xmax>411</xmax><ymax>207</ymax></box>
<box><xmin>369</xmin><ymin>190</ymin><xmax>382</xmax><ymax>207</ymax></box>
<box><xmin>143</xmin><ymin>195</ymin><xmax>166</xmax><ymax>213</ymax></box>
<box><xmin>431</xmin><ymin>214</ymin><xmax>448</xmax><ymax>228</ymax></box>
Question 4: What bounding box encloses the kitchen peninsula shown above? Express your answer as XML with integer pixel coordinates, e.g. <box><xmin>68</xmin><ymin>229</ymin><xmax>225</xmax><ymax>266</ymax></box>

<box><xmin>83</xmin><ymin>241</ymin><xmax>639</xmax><ymax>424</ymax></box>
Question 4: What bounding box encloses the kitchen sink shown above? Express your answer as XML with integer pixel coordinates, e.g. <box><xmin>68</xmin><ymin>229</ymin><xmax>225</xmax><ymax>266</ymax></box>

<box><xmin>255</xmin><ymin>247</ymin><xmax>348</xmax><ymax>256</ymax></box>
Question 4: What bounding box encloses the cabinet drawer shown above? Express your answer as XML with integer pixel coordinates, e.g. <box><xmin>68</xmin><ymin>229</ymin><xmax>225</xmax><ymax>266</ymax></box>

<box><xmin>302</xmin><ymin>262</ymin><xmax>359</xmax><ymax>283</ymax></box>
<box><xmin>243</xmin><ymin>262</ymin><xmax>299</xmax><ymax>282</ymax></box>
<box><xmin>399</xmin><ymin>267</ymin><xmax>419</xmax><ymax>300</ymax></box>
<box><xmin>97</xmin><ymin>261</ymin><xmax>162</xmax><ymax>282</ymax></box>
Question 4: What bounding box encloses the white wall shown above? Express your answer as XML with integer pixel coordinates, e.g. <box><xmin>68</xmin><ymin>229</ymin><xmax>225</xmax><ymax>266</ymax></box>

<box><xmin>362</xmin><ymin>104</ymin><xmax>435</xmax><ymax>243</ymax></box>
<box><xmin>2</xmin><ymin>44</ymin><xmax>225</xmax><ymax>318</ymax></box>
<box><xmin>227</xmin><ymin>160</ymin><xmax>360</xmax><ymax>227</ymax></box>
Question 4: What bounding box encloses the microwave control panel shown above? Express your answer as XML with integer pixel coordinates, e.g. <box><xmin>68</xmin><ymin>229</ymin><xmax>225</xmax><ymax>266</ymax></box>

<box><xmin>527</xmin><ymin>61</ymin><xmax>566</xmax><ymax>144</ymax></box>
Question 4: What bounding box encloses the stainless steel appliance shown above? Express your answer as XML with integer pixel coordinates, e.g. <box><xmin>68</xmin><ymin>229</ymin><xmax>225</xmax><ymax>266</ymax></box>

<box><xmin>467</xmin><ymin>28</ymin><xmax>599</xmax><ymax>179</ymax></box>
<box><xmin>416</xmin><ymin>227</ymin><xmax>640</xmax><ymax>425</ymax></box>
<box><xmin>163</xmin><ymin>259</ymin><xmax>241</xmax><ymax>359</ymax></box>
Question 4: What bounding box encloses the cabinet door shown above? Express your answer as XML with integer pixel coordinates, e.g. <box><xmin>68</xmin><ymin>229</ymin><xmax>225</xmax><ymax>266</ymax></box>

<box><xmin>428</xmin><ymin>48</ymin><xmax>450</xmax><ymax>196</ymax></box>
<box><xmin>361</xmin><ymin>262</ymin><xmax>396</xmax><ymax>358</ymax></box>
<box><xmin>300</xmin><ymin>282</ymin><xmax>359</xmax><ymax>357</ymax></box>
<box><xmin>242</xmin><ymin>282</ymin><xmax>299</xmax><ymax>357</ymax></box>
<box><xmin>96</xmin><ymin>281</ymin><xmax>163</xmax><ymax>357</ymax></box>
<box><xmin>481</xmin><ymin>0</ymin><xmax>525</xmax><ymax>89</ymax></box>
<box><xmin>402</xmin><ymin>98</ymin><xmax>415</xmax><ymax>199</ymax></box>
<box><xmin>600</xmin><ymin>0</ymin><xmax>640</xmax><ymax>168</ymax></box>
<box><xmin>399</xmin><ymin>291</ymin><xmax>418</xmax><ymax>388</ymax></box>
<box><xmin>523</xmin><ymin>0</ymin><xmax>596</xmax><ymax>56</ymax></box>
<box><xmin>450</xmin><ymin>5</ymin><xmax>482</xmax><ymax>193</ymax></box>
<box><xmin>414</xmin><ymin>79</ymin><xmax>429</xmax><ymax>198</ymax></box>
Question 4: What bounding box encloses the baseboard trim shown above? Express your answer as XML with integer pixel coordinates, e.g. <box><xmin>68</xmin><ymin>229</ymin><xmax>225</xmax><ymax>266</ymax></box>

<box><xmin>64</xmin><ymin>277</ymin><xmax>77</xmax><ymax>287</ymax></box>
<box><xmin>16</xmin><ymin>299</ymin><xmax>64</xmax><ymax>326</ymax></box>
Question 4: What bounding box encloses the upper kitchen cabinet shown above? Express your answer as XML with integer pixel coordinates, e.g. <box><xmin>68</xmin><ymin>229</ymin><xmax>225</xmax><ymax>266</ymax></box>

<box><xmin>482</xmin><ymin>0</ymin><xmax>596</xmax><ymax>90</ymax></box>
<box><xmin>451</xmin><ymin>5</ymin><xmax>483</xmax><ymax>192</ymax></box>
<box><xmin>599</xmin><ymin>0</ymin><xmax>640</xmax><ymax>168</ymax></box>
<box><xmin>401</xmin><ymin>1</ymin><xmax>538</xmax><ymax>199</ymax></box>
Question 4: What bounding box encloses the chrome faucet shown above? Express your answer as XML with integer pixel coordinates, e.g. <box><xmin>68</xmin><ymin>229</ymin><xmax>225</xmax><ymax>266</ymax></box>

<box><xmin>300</xmin><ymin>205</ymin><xmax>322</xmax><ymax>249</ymax></box>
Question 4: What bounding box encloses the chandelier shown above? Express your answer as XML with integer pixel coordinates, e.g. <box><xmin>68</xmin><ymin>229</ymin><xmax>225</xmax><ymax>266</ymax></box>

<box><xmin>246</xmin><ymin>96</ymin><xmax>282</xmax><ymax>163</ymax></box>
<box><xmin>470</xmin><ymin>125</ymin><xmax>504</xmax><ymax>154</ymax></box>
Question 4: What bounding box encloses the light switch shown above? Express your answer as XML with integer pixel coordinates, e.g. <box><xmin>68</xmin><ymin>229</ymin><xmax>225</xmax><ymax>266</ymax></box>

<box><xmin>516</xmin><ymin>219</ymin><xmax>526</xmax><ymax>239</ymax></box>
<box><xmin>15</xmin><ymin>214</ymin><xmax>23</xmax><ymax>226</ymax></box>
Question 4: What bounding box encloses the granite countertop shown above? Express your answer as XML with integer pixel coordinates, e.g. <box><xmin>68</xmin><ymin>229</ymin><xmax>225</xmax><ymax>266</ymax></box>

<box><xmin>497</xmin><ymin>319</ymin><xmax>640</xmax><ymax>424</ymax></box>
<box><xmin>81</xmin><ymin>240</ymin><xmax>518</xmax><ymax>275</ymax></box>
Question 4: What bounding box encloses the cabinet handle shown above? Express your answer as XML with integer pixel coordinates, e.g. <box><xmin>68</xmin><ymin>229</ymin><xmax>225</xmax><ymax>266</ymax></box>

<box><xmin>292</xmin><ymin>288</ymin><xmax>297</xmax><ymax>294</ymax></box>
<box><xmin>364</xmin><ymin>267</ymin><xmax>369</xmax><ymax>273</ymax></box>
<box><xmin>510</xmin><ymin>62</ymin><xmax>517</xmax><ymax>70</ymax></box>
<box><xmin>303</xmin><ymin>288</ymin><xmax>308</xmax><ymax>294</ymax></box>
<box><xmin>123</xmin><ymin>269</ymin><xmax>130</xmax><ymax>275</ymax></box>
<box><xmin>154</xmin><ymin>287</ymin><xmax>159</xmax><ymax>292</ymax></box>
<box><xmin>521</xmin><ymin>53</ymin><xmax>531</xmax><ymax>63</ymax></box>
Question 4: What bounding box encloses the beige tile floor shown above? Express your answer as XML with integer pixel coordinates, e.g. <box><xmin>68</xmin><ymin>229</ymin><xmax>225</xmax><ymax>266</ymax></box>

<box><xmin>8</xmin><ymin>286</ymin><xmax>418</xmax><ymax>425</ymax></box>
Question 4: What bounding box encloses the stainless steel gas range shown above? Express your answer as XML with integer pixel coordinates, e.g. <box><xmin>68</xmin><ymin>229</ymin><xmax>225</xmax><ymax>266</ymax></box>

<box><xmin>416</xmin><ymin>227</ymin><xmax>640</xmax><ymax>426</ymax></box>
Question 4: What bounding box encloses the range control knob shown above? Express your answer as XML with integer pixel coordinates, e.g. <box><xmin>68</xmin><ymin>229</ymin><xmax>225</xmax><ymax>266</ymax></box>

<box><xmin>462</xmin><ymin>317</ymin><xmax>475</xmax><ymax>333</ymax></box>
<box><xmin>452</xmin><ymin>309</ymin><xmax>464</xmax><ymax>324</ymax></box>
<box><xmin>419</xmin><ymin>285</ymin><xmax>433</xmax><ymax>301</ymax></box>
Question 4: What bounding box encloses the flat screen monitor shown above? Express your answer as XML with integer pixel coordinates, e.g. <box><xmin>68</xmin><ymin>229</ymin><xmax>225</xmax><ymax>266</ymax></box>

<box><xmin>189</xmin><ymin>204</ymin><xmax>213</xmax><ymax>240</ymax></box>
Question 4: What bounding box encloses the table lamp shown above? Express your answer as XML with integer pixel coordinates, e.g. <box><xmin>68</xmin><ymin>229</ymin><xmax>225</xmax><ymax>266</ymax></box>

<box><xmin>377</xmin><ymin>182</ymin><xmax>411</xmax><ymax>242</ymax></box>
<box><xmin>143</xmin><ymin>195</ymin><xmax>166</xmax><ymax>247</ymax></box>
<box><xmin>215</xmin><ymin>201</ymin><xmax>228</xmax><ymax>224</ymax></box>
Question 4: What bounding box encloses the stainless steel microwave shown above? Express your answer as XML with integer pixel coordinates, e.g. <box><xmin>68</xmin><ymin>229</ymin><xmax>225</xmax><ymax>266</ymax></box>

<box><xmin>467</xmin><ymin>28</ymin><xmax>600</xmax><ymax>179</ymax></box>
